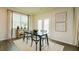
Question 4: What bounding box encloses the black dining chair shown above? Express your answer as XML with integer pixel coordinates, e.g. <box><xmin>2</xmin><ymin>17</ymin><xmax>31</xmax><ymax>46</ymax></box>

<box><xmin>40</xmin><ymin>30</ymin><xmax>49</xmax><ymax>46</ymax></box>
<box><xmin>24</xmin><ymin>32</ymin><xmax>32</xmax><ymax>43</ymax></box>
<box><xmin>31</xmin><ymin>34</ymin><xmax>40</xmax><ymax>51</ymax></box>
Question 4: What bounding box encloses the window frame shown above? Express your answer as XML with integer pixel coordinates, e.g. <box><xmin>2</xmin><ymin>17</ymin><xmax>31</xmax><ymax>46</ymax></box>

<box><xmin>12</xmin><ymin>11</ymin><xmax>29</xmax><ymax>30</ymax></box>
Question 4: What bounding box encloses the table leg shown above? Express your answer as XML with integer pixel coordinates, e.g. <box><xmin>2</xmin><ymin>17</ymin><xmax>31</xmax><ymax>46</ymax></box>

<box><xmin>23</xmin><ymin>34</ymin><xmax>25</xmax><ymax>41</ymax></box>
<box><xmin>36</xmin><ymin>42</ymin><xmax>37</xmax><ymax>51</ymax></box>
<box><xmin>31</xmin><ymin>34</ymin><xmax>33</xmax><ymax>46</ymax></box>
<box><xmin>46</xmin><ymin>34</ymin><xmax>49</xmax><ymax>45</ymax></box>
<box><xmin>26</xmin><ymin>34</ymin><xmax>28</xmax><ymax>43</ymax></box>
<box><xmin>39</xmin><ymin>36</ymin><xmax>41</xmax><ymax>51</ymax></box>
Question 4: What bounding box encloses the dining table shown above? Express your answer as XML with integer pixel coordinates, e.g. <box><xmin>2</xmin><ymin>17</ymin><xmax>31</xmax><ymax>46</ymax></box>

<box><xmin>23</xmin><ymin>31</ymin><xmax>49</xmax><ymax>51</ymax></box>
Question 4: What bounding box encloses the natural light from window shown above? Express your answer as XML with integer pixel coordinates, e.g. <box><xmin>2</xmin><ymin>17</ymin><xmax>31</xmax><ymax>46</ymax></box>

<box><xmin>38</xmin><ymin>18</ymin><xmax>49</xmax><ymax>34</ymax></box>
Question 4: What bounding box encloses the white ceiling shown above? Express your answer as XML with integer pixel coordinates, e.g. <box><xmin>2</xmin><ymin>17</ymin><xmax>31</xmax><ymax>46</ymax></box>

<box><xmin>7</xmin><ymin>7</ymin><xmax>56</xmax><ymax>15</ymax></box>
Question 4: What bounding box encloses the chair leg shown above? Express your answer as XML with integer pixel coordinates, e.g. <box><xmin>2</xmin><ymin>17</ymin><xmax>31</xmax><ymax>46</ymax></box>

<box><xmin>26</xmin><ymin>37</ymin><xmax>28</xmax><ymax>43</ymax></box>
<box><xmin>23</xmin><ymin>34</ymin><xmax>25</xmax><ymax>41</ymax></box>
<box><xmin>45</xmin><ymin>39</ymin><xmax>47</xmax><ymax>44</ymax></box>
<box><xmin>23</xmin><ymin>35</ymin><xmax>25</xmax><ymax>42</ymax></box>
<box><xmin>46</xmin><ymin>34</ymin><xmax>49</xmax><ymax>46</ymax></box>
<box><xmin>36</xmin><ymin>42</ymin><xmax>38</xmax><ymax>51</ymax></box>
<box><xmin>31</xmin><ymin>39</ymin><xmax>33</xmax><ymax>47</ymax></box>
<box><xmin>41</xmin><ymin>40</ymin><xmax>44</xmax><ymax>47</ymax></box>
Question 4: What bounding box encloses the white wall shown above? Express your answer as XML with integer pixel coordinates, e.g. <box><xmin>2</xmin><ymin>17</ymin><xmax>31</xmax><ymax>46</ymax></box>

<box><xmin>0</xmin><ymin>8</ymin><xmax>8</xmax><ymax>40</ymax></box>
<box><xmin>34</xmin><ymin>8</ymin><xmax>75</xmax><ymax>45</ymax></box>
<box><xmin>75</xmin><ymin>8</ymin><xmax>79</xmax><ymax>46</ymax></box>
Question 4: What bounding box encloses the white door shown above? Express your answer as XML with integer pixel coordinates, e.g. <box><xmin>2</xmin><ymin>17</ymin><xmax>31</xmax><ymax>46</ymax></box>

<box><xmin>38</xmin><ymin>19</ymin><xmax>43</xmax><ymax>32</ymax></box>
<box><xmin>37</xmin><ymin>18</ymin><xmax>49</xmax><ymax>33</ymax></box>
<box><xmin>44</xmin><ymin>18</ymin><xmax>49</xmax><ymax>33</ymax></box>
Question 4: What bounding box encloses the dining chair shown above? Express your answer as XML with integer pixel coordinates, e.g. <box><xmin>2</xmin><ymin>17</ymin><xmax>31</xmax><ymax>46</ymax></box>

<box><xmin>31</xmin><ymin>33</ymin><xmax>40</xmax><ymax>51</ymax></box>
<box><xmin>40</xmin><ymin>30</ymin><xmax>49</xmax><ymax>46</ymax></box>
<box><xmin>24</xmin><ymin>32</ymin><xmax>32</xmax><ymax>43</ymax></box>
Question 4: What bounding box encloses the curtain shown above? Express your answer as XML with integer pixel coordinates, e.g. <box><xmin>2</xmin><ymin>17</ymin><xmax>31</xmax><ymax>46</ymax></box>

<box><xmin>7</xmin><ymin>10</ymin><xmax>13</xmax><ymax>39</ymax></box>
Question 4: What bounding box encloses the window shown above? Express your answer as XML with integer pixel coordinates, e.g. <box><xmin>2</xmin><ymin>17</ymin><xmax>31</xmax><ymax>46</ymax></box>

<box><xmin>38</xmin><ymin>19</ymin><xmax>43</xmax><ymax>32</ymax></box>
<box><xmin>12</xmin><ymin>12</ymin><xmax>28</xmax><ymax>38</ymax></box>
<box><xmin>13</xmin><ymin>12</ymin><xmax>21</xmax><ymax>28</ymax></box>
<box><xmin>38</xmin><ymin>18</ymin><xmax>49</xmax><ymax>33</ymax></box>
<box><xmin>44</xmin><ymin>19</ymin><xmax>49</xmax><ymax>33</ymax></box>
<box><xmin>13</xmin><ymin>12</ymin><xmax>28</xmax><ymax>29</ymax></box>
<box><xmin>20</xmin><ymin>14</ymin><xmax>28</xmax><ymax>29</ymax></box>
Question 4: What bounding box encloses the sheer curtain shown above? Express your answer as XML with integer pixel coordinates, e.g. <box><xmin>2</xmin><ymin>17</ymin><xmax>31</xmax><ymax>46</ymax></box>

<box><xmin>8</xmin><ymin>11</ymin><xmax>29</xmax><ymax>38</ymax></box>
<box><xmin>12</xmin><ymin>12</ymin><xmax>29</xmax><ymax>38</ymax></box>
<box><xmin>7</xmin><ymin>10</ymin><xmax>13</xmax><ymax>39</ymax></box>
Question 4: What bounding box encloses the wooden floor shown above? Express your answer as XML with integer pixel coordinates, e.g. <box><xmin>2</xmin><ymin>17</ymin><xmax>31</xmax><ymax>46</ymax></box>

<box><xmin>0</xmin><ymin>38</ymin><xmax>78</xmax><ymax>51</ymax></box>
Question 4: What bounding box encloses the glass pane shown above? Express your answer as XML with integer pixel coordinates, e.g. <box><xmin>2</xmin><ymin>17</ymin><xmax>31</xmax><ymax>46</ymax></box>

<box><xmin>12</xmin><ymin>12</ymin><xmax>28</xmax><ymax>38</ymax></box>
<box><xmin>38</xmin><ymin>20</ymin><xmax>43</xmax><ymax>32</ymax></box>
<box><xmin>13</xmin><ymin>12</ymin><xmax>20</xmax><ymax>29</ymax></box>
<box><xmin>44</xmin><ymin>19</ymin><xmax>49</xmax><ymax>33</ymax></box>
<box><xmin>20</xmin><ymin>15</ymin><xmax>28</xmax><ymax>29</ymax></box>
<box><xmin>13</xmin><ymin>12</ymin><xmax>21</xmax><ymax>38</ymax></box>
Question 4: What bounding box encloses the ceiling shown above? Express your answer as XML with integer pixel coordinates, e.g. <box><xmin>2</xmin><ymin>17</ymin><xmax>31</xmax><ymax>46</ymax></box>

<box><xmin>7</xmin><ymin>7</ymin><xmax>56</xmax><ymax>15</ymax></box>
